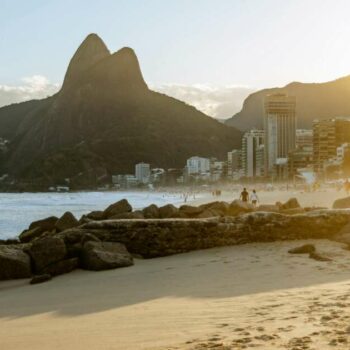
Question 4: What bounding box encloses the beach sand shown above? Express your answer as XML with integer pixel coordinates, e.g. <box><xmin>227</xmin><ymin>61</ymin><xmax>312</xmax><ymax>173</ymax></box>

<box><xmin>1</xmin><ymin>239</ymin><xmax>350</xmax><ymax>349</ymax></box>
<box><xmin>191</xmin><ymin>187</ymin><xmax>347</xmax><ymax>209</ymax></box>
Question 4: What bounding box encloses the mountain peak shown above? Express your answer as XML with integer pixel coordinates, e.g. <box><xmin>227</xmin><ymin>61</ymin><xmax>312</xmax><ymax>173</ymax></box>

<box><xmin>62</xmin><ymin>33</ymin><xmax>110</xmax><ymax>88</ymax></box>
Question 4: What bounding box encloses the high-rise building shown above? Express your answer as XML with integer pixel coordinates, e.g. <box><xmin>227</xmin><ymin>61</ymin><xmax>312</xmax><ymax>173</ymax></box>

<box><xmin>313</xmin><ymin>117</ymin><xmax>350</xmax><ymax>175</ymax></box>
<box><xmin>264</xmin><ymin>93</ymin><xmax>296</xmax><ymax>176</ymax></box>
<box><xmin>135</xmin><ymin>162</ymin><xmax>151</xmax><ymax>184</ymax></box>
<box><xmin>227</xmin><ymin>149</ymin><xmax>242</xmax><ymax>178</ymax></box>
<box><xmin>241</xmin><ymin>129</ymin><xmax>264</xmax><ymax>177</ymax></box>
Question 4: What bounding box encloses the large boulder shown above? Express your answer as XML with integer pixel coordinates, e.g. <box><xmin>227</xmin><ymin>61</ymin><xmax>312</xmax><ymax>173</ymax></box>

<box><xmin>103</xmin><ymin>199</ymin><xmax>132</xmax><ymax>219</ymax></box>
<box><xmin>28</xmin><ymin>237</ymin><xmax>67</xmax><ymax>273</ymax></box>
<box><xmin>81</xmin><ymin>241</ymin><xmax>134</xmax><ymax>271</ymax></box>
<box><xmin>199</xmin><ymin>201</ymin><xmax>229</xmax><ymax>216</ymax></box>
<box><xmin>280</xmin><ymin>208</ymin><xmax>305</xmax><ymax>215</ymax></box>
<box><xmin>42</xmin><ymin>258</ymin><xmax>79</xmax><ymax>276</ymax></box>
<box><xmin>159</xmin><ymin>204</ymin><xmax>179</xmax><ymax>218</ymax></box>
<box><xmin>288</xmin><ymin>244</ymin><xmax>316</xmax><ymax>254</ymax></box>
<box><xmin>280</xmin><ymin>198</ymin><xmax>301</xmax><ymax>210</ymax></box>
<box><xmin>142</xmin><ymin>204</ymin><xmax>159</xmax><ymax>218</ymax></box>
<box><xmin>228</xmin><ymin>200</ymin><xmax>254</xmax><ymax>216</ymax></box>
<box><xmin>179</xmin><ymin>205</ymin><xmax>203</xmax><ymax>218</ymax></box>
<box><xmin>29</xmin><ymin>216</ymin><xmax>58</xmax><ymax>232</ymax></box>
<box><xmin>84</xmin><ymin>210</ymin><xmax>105</xmax><ymax>221</ymax></box>
<box><xmin>0</xmin><ymin>245</ymin><xmax>32</xmax><ymax>280</ymax></box>
<box><xmin>30</xmin><ymin>274</ymin><xmax>52</xmax><ymax>285</ymax></box>
<box><xmin>110</xmin><ymin>211</ymin><xmax>144</xmax><ymax>219</ymax></box>
<box><xmin>256</xmin><ymin>204</ymin><xmax>280</xmax><ymax>212</ymax></box>
<box><xmin>19</xmin><ymin>227</ymin><xmax>45</xmax><ymax>243</ymax></box>
<box><xmin>333</xmin><ymin>196</ymin><xmax>350</xmax><ymax>209</ymax></box>
<box><xmin>55</xmin><ymin>212</ymin><xmax>79</xmax><ymax>232</ymax></box>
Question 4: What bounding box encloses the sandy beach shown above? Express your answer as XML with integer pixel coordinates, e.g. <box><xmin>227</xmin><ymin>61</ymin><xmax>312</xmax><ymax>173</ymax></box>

<box><xmin>191</xmin><ymin>187</ymin><xmax>347</xmax><ymax>209</ymax></box>
<box><xmin>1</xmin><ymin>238</ymin><xmax>350</xmax><ymax>349</ymax></box>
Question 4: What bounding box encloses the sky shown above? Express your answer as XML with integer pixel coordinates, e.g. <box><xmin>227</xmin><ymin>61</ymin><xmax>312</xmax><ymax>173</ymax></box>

<box><xmin>1</xmin><ymin>0</ymin><xmax>350</xmax><ymax>118</ymax></box>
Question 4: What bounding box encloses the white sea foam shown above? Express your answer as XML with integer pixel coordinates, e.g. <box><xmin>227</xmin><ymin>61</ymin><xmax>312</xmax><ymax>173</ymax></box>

<box><xmin>0</xmin><ymin>191</ymin><xmax>186</xmax><ymax>239</ymax></box>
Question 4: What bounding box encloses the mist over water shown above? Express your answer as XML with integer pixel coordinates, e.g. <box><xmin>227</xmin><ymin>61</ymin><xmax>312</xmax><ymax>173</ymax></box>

<box><xmin>0</xmin><ymin>191</ymin><xmax>185</xmax><ymax>240</ymax></box>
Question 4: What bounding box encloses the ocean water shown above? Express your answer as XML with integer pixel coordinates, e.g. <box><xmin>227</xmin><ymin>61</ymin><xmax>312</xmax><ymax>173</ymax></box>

<box><xmin>0</xmin><ymin>191</ymin><xmax>187</xmax><ymax>240</ymax></box>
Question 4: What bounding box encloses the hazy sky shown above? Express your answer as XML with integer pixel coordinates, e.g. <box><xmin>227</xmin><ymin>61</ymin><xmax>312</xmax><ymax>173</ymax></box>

<box><xmin>1</xmin><ymin>0</ymin><xmax>350</xmax><ymax>117</ymax></box>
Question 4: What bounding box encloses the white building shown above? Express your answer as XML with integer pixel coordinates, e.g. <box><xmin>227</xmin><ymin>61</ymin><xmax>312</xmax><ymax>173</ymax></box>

<box><xmin>186</xmin><ymin>156</ymin><xmax>210</xmax><ymax>175</ymax></box>
<box><xmin>135</xmin><ymin>162</ymin><xmax>151</xmax><ymax>184</ymax></box>
<box><xmin>242</xmin><ymin>129</ymin><xmax>265</xmax><ymax>178</ymax></box>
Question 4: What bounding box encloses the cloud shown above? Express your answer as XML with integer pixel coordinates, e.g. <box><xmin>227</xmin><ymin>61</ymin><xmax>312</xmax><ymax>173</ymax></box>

<box><xmin>152</xmin><ymin>83</ymin><xmax>255</xmax><ymax>119</ymax></box>
<box><xmin>0</xmin><ymin>75</ymin><xmax>59</xmax><ymax>107</ymax></box>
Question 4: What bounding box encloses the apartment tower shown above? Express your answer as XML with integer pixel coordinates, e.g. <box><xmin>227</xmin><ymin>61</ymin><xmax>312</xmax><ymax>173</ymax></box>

<box><xmin>264</xmin><ymin>93</ymin><xmax>296</xmax><ymax>175</ymax></box>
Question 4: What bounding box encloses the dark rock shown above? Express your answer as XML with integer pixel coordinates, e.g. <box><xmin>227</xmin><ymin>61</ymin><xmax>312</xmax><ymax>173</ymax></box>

<box><xmin>288</xmin><ymin>244</ymin><xmax>316</xmax><ymax>254</ymax></box>
<box><xmin>110</xmin><ymin>211</ymin><xmax>144</xmax><ymax>219</ymax></box>
<box><xmin>198</xmin><ymin>201</ymin><xmax>229</xmax><ymax>215</ymax></box>
<box><xmin>19</xmin><ymin>227</ymin><xmax>45</xmax><ymax>243</ymax></box>
<box><xmin>55</xmin><ymin>211</ymin><xmax>79</xmax><ymax>232</ymax></box>
<box><xmin>86</xmin><ymin>210</ymin><xmax>105</xmax><ymax>221</ymax></box>
<box><xmin>309</xmin><ymin>251</ymin><xmax>332</xmax><ymax>262</ymax></box>
<box><xmin>333</xmin><ymin>197</ymin><xmax>350</xmax><ymax>209</ymax></box>
<box><xmin>228</xmin><ymin>200</ymin><xmax>254</xmax><ymax>216</ymax></box>
<box><xmin>0</xmin><ymin>238</ymin><xmax>20</xmax><ymax>245</ymax></box>
<box><xmin>196</xmin><ymin>209</ymin><xmax>222</xmax><ymax>218</ymax></box>
<box><xmin>256</xmin><ymin>204</ymin><xmax>280</xmax><ymax>212</ymax></box>
<box><xmin>179</xmin><ymin>205</ymin><xmax>203</xmax><ymax>218</ymax></box>
<box><xmin>29</xmin><ymin>216</ymin><xmax>58</xmax><ymax>232</ymax></box>
<box><xmin>80</xmin><ymin>232</ymin><xmax>100</xmax><ymax>245</ymax></box>
<box><xmin>42</xmin><ymin>258</ymin><xmax>79</xmax><ymax>276</ymax></box>
<box><xmin>28</xmin><ymin>237</ymin><xmax>67</xmax><ymax>272</ymax></box>
<box><xmin>142</xmin><ymin>204</ymin><xmax>159</xmax><ymax>218</ymax></box>
<box><xmin>280</xmin><ymin>208</ymin><xmax>305</xmax><ymax>215</ymax></box>
<box><xmin>0</xmin><ymin>245</ymin><xmax>32</xmax><ymax>280</ymax></box>
<box><xmin>30</xmin><ymin>274</ymin><xmax>52</xmax><ymax>284</ymax></box>
<box><xmin>103</xmin><ymin>199</ymin><xmax>132</xmax><ymax>219</ymax></box>
<box><xmin>280</xmin><ymin>198</ymin><xmax>301</xmax><ymax>210</ymax></box>
<box><xmin>81</xmin><ymin>241</ymin><xmax>134</xmax><ymax>271</ymax></box>
<box><xmin>159</xmin><ymin>204</ymin><xmax>178</xmax><ymax>218</ymax></box>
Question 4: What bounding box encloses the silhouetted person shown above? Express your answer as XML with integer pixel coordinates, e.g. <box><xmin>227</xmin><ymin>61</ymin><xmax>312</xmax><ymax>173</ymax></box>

<box><xmin>250</xmin><ymin>189</ymin><xmax>259</xmax><ymax>207</ymax></box>
<box><xmin>240</xmin><ymin>188</ymin><xmax>249</xmax><ymax>202</ymax></box>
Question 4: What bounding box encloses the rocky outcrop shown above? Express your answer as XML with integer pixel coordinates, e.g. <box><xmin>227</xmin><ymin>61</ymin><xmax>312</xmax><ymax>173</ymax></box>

<box><xmin>288</xmin><ymin>244</ymin><xmax>316</xmax><ymax>254</ymax></box>
<box><xmin>103</xmin><ymin>199</ymin><xmax>132</xmax><ymax>219</ymax></box>
<box><xmin>42</xmin><ymin>258</ymin><xmax>79</xmax><ymax>276</ymax></box>
<box><xmin>81</xmin><ymin>241</ymin><xmax>133</xmax><ymax>271</ymax></box>
<box><xmin>19</xmin><ymin>227</ymin><xmax>44</xmax><ymax>243</ymax></box>
<box><xmin>333</xmin><ymin>196</ymin><xmax>350</xmax><ymax>209</ymax></box>
<box><xmin>78</xmin><ymin>210</ymin><xmax>350</xmax><ymax>258</ymax></box>
<box><xmin>55</xmin><ymin>212</ymin><xmax>79</xmax><ymax>232</ymax></box>
<box><xmin>19</xmin><ymin>216</ymin><xmax>58</xmax><ymax>243</ymax></box>
<box><xmin>279</xmin><ymin>198</ymin><xmax>301</xmax><ymax>210</ymax></box>
<box><xmin>159</xmin><ymin>204</ymin><xmax>178</xmax><ymax>218</ymax></box>
<box><xmin>142</xmin><ymin>204</ymin><xmax>159</xmax><ymax>218</ymax></box>
<box><xmin>29</xmin><ymin>216</ymin><xmax>58</xmax><ymax>232</ymax></box>
<box><xmin>28</xmin><ymin>237</ymin><xmax>67</xmax><ymax>273</ymax></box>
<box><xmin>0</xmin><ymin>245</ymin><xmax>32</xmax><ymax>280</ymax></box>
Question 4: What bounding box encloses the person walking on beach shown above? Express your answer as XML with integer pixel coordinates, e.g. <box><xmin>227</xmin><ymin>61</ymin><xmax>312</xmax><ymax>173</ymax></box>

<box><xmin>240</xmin><ymin>188</ymin><xmax>249</xmax><ymax>203</ymax></box>
<box><xmin>250</xmin><ymin>189</ymin><xmax>259</xmax><ymax>207</ymax></box>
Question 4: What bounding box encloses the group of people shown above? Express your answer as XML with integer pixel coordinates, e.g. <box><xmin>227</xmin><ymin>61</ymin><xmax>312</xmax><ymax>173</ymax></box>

<box><xmin>239</xmin><ymin>188</ymin><xmax>259</xmax><ymax>207</ymax></box>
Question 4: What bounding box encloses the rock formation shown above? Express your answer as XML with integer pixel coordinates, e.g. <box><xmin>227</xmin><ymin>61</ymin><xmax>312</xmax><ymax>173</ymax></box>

<box><xmin>0</xmin><ymin>34</ymin><xmax>241</xmax><ymax>189</ymax></box>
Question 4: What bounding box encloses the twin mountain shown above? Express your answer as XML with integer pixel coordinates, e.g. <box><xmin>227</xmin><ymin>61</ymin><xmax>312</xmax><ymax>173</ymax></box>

<box><xmin>0</xmin><ymin>34</ymin><xmax>242</xmax><ymax>188</ymax></box>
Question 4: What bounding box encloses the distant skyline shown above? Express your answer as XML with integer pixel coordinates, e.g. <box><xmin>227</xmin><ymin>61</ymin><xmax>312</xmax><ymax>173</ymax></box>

<box><xmin>2</xmin><ymin>0</ymin><xmax>350</xmax><ymax>117</ymax></box>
